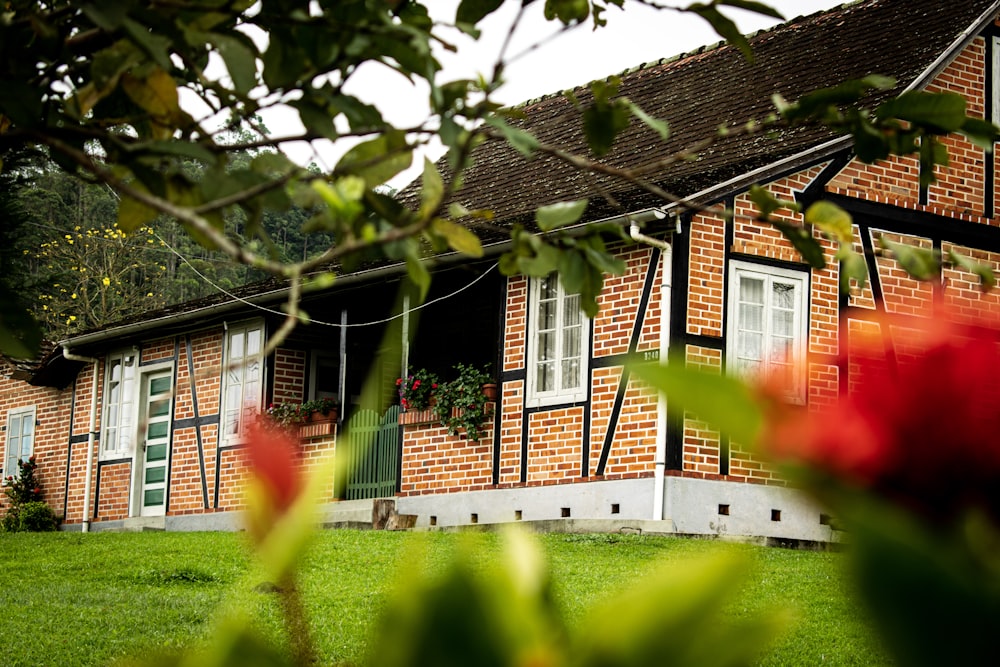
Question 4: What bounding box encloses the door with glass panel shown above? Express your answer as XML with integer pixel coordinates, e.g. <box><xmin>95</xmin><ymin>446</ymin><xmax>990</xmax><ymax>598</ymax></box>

<box><xmin>136</xmin><ymin>371</ymin><xmax>172</xmax><ymax>517</ymax></box>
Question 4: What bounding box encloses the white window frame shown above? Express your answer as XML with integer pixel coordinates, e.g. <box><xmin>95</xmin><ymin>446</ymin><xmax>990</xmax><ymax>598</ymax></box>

<box><xmin>525</xmin><ymin>275</ymin><xmax>589</xmax><ymax>408</ymax></box>
<box><xmin>993</xmin><ymin>36</ymin><xmax>1000</xmax><ymax>127</ymax></box>
<box><xmin>727</xmin><ymin>260</ymin><xmax>809</xmax><ymax>402</ymax></box>
<box><xmin>100</xmin><ymin>349</ymin><xmax>139</xmax><ymax>460</ymax></box>
<box><xmin>4</xmin><ymin>406</ymin><xmax>37</xmax><ymax>481</ymax></box>
<box><xmin>222</xmin><ymin>320</ymin><xmax>265</xmax><ymax>442</ymax></box>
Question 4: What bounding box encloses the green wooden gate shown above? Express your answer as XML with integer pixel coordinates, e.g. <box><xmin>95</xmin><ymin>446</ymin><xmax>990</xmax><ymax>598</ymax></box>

<box><xmin>344</xmin><ymin>406</ymin><xmax>401</xmax><ymax>500</ymax></box>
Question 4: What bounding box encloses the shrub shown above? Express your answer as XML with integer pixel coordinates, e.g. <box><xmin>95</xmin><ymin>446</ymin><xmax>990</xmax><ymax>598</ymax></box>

<box><xmin>2</xmin><ymin>456</ymin><xmax>59</xmax><ymax>532</ymax></box>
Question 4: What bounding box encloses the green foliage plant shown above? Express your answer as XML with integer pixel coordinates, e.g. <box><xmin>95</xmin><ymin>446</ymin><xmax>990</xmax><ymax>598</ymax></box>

<box><xmin>434</xmin><ymin>363</ymin><xmax>494</xmax><ymax>441</ymax></box>
<box><xmin>2</xmin><ymin>455</ymin><xmax>58</xmax><ymax>532</ymax></box>
<box><xmin>266</xmin><ymin>397</ymin><xmax>338</xmax><ymax>426</ymax></box>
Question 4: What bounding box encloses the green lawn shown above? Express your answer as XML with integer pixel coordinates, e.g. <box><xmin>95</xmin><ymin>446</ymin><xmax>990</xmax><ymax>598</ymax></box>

<box><xmin>0</xmin><ymin>530</ymin><xmax>890</xmax><ymax>666</ymax></box>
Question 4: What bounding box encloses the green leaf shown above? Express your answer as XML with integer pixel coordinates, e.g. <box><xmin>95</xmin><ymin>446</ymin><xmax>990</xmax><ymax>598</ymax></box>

<box><xmin>406</xmin><ymin>256</ymin><xmax>431</xmax><ymax>301</ymax></box>
<box><xmin>431</xmin><ymin>218</ymin><xmax>484</xmax><ymax>258</ymax></box>
<box><xmin>689</xmin><ymin>4</ymin><xmax>753</xmax><ymax>63</ymax></box>
<box><xmin>117</xmin><ymin>193</ymin><xmax>159</xmax><ymax>232</ymax></box>
<box><xmin>878</xmin><ymin>236</ymin><xmax>939</xmax><ymax>281</ymax></box>
<box><xmin>574</xmin><ymin>552</ymin><xmax>787</xmax><ymax>667</ymax></box>
<box><xmin>772</xmin><ymin>221</ymin><xmax>826</xmax><ymax>270</ymax></box>
<box><xmin>624</xmin><ymin>100</ymin><xmax>670</xmax><ymax>141</ymax></box>
<box><xmin>456</xmin><ymin>0</ymin><xmax>504</xmax><ymax>25</ymax></box>
<box><xmin>877</xmin><ymin>91</ymin><xmax>967</xmax><ymax>133</ymax></box>
<box><xmin>211</xmin><ymin>32</ymin><xmax>258</xmax><ymax>95</ymax></box>
<box><xmin>337</xmin><ymin>131</ymin><xmax>412</xmax><ymax>188</ymax></box>
<box><xmin>419</xmin><ymin>159</ymin><xmax>444</xmax><ymax>217</ymax></box>
<box><xmin>805</xmin><ymin>200</ymin><xmax>853</xmax><ymax>244</ymax></box>
<box><xmin>121</xmin><ymin>17</ymin><xmax>173</xmax><ymax>70</ymax></box>
<box><xmin>485</xmin><ymin>116</ymin><xmax>539</xmax><ymax>157</ymax></box>
<box><xmin>544</xmin><ymin>0</ymin><xmax>589</xmax><ymax>25</ymax></box>
<box><xmin>536</xmin><ymin>200</ymin><xmax>588</xmax><ymax>231</ymax></box>
<box><xmin>632</xmin><ymin>359</ymin><xmax>763</xmax><ymax>446</ymax></box>
<box><xmin>583</xmin><ymin>101</ymin><xmax>630</xmax><ymax>157</ymax></box>
<box><xmin>948</xmin><ymin>249</ymin><xmax>997</xmax><ymax>291</ymax></box>
<box><xmin>836</xmin><ymin>245</ymin><xmax>868</xmax><ymax>294</ymax></box>
<box><xmin>747</xmin><ymin>185</ymin><xmax>799</xmax><ymax>220</ymax></box>
<box><xmin>717</xmin><ymin>1</ymin><xmax>783</xmax><ymax>20</ymax></box>
<box><xmin>960</xmin><ymin>117</ymin><xmax>1000</xmax><ymax>151</ymax></box>
<box><xmin>0</xmin><ymin>284</ymin><xmax>43</xmax><ymax>360</ymax></box>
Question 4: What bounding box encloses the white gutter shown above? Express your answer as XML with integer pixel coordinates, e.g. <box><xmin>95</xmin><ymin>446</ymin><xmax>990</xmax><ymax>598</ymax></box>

<box><xmin>62</xmin><ymin>346</ymin><xmax>99</xmax><ymax>533</ymax></box>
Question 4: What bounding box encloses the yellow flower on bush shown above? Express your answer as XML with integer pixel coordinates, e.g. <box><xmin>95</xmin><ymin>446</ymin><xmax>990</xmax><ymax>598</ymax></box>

<box><xmin>102</xmin><ymin>277</ymin><xmax>110</xmax><ymax>287</ymax></box>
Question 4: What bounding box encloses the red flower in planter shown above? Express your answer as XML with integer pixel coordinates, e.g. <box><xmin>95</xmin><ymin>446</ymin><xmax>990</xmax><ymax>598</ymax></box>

<box><xmin>761</xmin><ymin>314</ymin><xmax>1000</xmax><ymax>526</ymax></box>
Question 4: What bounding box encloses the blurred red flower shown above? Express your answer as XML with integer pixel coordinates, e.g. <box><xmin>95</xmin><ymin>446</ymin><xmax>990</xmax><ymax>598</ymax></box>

<box><xmin>245</xmin><ymin>420</ymin><xmax>303</xmax><ymax>514</ymax></box>
<box><xmin>761</xmin><ymin>314</ymin><xmax>1000</xmax><ymax>525</ymax></box>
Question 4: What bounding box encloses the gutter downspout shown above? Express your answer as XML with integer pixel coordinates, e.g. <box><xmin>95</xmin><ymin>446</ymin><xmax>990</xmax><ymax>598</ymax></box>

<box><xmin>627</xmin><ymin>216</ymin><xmax>673</xmax><ymax>522</ymax></box>
<box><xmin>62</xmin><ymin>347</ymin><xmax>99</xmax><ymax>533</ymax></box>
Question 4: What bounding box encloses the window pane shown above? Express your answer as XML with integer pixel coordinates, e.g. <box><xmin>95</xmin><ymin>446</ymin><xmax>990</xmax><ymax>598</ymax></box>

<box><xmin>147</xmin><ymin>421</ymin><xmax>168</xmax><ymax>440</ymax></box>
<box><xmin>540</xmin><ymin>275</ymin><xmax>558</xmax><ymax>299</ymax></box>
<box><xmin>229</xmin><ymin>332</ymin><xmax>244</xmax><ymax>360</ymax></box>
<box><xmin>561</xmin><ymin>358</ymin><xmax>580</xmax><ymax>391</ymax></box>
<box><xmin>150</xmin><ymin>376</ymin><xmax>171</xmax><ymax>395</ymax></box>
<box><xmin>737</xmin><ymin>331</ymin><xmax>763</xmax><ymax>362</ymax></box>
<box><xmin>146</xmin><ymin>443</ymin><xmax>167</xmax><ymax>462</ymax></box>
<box><xmin>20</xmin><ymin>416</ymin><xmax>33</xmax><ymax>438</ymax></box>
<box><xmin>539</xmin><ymin>299</ymin><xmax>556</xmax><ymax>330</ymax></box>
<box><xmin>109</xmin><ymin>359</ymin><xmax>121</xmax><ymax>383</ymax></box>
<box><xmin>772</xmin><ymin>308</ymin><xmax>794</xmax><ymax>337</ymax></box>
<box><xmin>563</xmin><ymin>325</ymin><xmax>580</xmax><ymax>358</ymax></box>
<box><xmin>537</xmin><ymin>361</ymin><xmax>554</xmax><ymax>393</ymax></box>
<box><xmin>538</xmin><ymin>331</ymin><xmax>554</xmax><ymax>361</ymax></box>
<box><xmin>739</xmin><ymin>303</ymin><xmax>763</xmax><ymax>333</ymax></box>
<box><xmin>772</xmin><ymin>282</ymin><xmax>795</xmax><ymax>309</ymax></box>
<box><xmin>105</xmin><ymin>428</ymin><xmax>117</xmax><ymax>453</ymax></box>
<box><xmin>563</xmin><ymin>294</ymin><xmax>581</xmax><ymax>326</ymax></box>
<box><xmin>770</xmin><ymin>335</ymin><xmax>793</xmax><ymax>363</ymax></box>
<box><xmin>740</xmin><ymin>277</ymin><xmax>765</xmax><ymax>305</ymax></box>
<box><xmin>247</xmin><ymin>328</ymin><xmax>261</xmax><ymax>355</ymax></box>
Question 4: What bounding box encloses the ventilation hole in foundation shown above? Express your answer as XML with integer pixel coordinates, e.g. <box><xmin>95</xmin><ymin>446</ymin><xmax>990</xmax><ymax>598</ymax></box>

<box><xmin>429</xmin><ymin>516</ymin><xmax>437</xmax><ymax>527</ymax></box>
<box><xmin>610</xmin><ymin>503</ymin><xmax>620</xmax><ymax>515</ymax></box>
<box><xmin>561</xmin><ymin>507</ymin><xmax>571</xmax><ymax>518</ymax></box>
<box><xmin>718</xmin><ymin>504</ymin><xmax>730</xmax><ymax>516</ymax></box>
<box><xmin>771</xmin><ymin>509</ymin><xmax>782</xmax><ymax>522</ymax></box>
<box><xmin>819</xmin><ymin>513</ymin><xmax>832</xmax><ymax>526</ymax></box>
<box><xmin>470</xmin><ymin>513</ymin><xmax>478</xmax><ymax>524</ymax></box>
<box><xmin>514</xmin><ymin>510</ymin><xmax>522</xmax><ymax>521</ymax></box>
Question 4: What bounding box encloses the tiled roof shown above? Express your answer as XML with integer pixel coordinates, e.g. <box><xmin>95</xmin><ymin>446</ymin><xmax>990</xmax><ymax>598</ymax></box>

<box><xmin>50</xmin><ymin>0</ymin><xmax>996</xmax><ymax>364</ymax></box>
<box><xmin>401</xmin><ymin>0</ymin><xmax>997</xmax><ymax>232</ymax></box>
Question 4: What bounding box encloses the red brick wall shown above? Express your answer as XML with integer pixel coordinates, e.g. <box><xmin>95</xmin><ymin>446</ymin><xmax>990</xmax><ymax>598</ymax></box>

<box><xmin>273</xmin><ymin>348</ymin><xmax>306</xmax><ymax>405</ymax></box>
<box><xmin>0</xmin><ymin>361</ymin><xmax>74</xmax><ymax>521</ymax></box>
<box><xmin>398</xmin><ymin>414</ymin><xmax>494</xmax><ymax>495</ymax></box>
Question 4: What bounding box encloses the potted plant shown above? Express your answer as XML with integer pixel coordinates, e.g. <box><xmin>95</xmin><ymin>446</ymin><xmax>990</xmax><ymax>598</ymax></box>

<box><xmin>435</xmin><ymin>363</ymin><xmax>494</xmax><ymax>441</ymax></box>
<box><xmin>266</xmin><ymin>397</ymin><xmax>338</xmax><ymax>426</ymax></box>
<box><xmin>301</xmin><ymin>397</ymin><xmax>338</xmax><ymax>422</ymax></box>
<box><xmin>266</xmin><ymin>402</ymin><xmax>306</xmax><ymax>426</ymax></box>
<box><xmin>397</xmin><ymin>368</ymin><xmax>439</xmax><ymax>411</ymax></box>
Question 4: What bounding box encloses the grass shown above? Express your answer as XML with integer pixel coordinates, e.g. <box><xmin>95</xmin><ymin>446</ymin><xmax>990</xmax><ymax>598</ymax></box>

<box><xmin>0</xmin><ymin>530</ymin><xmax>891</xmax><ymax>666</ymax></box>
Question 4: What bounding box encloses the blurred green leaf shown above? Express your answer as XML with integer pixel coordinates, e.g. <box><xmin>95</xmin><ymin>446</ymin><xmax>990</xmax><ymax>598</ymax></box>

<box><xmin>772</xmin><ymin>220</ymin><xmax>826</xmax><ymax>270</ymax></box>
<box><xmin>805</xmin><ymin>200</ymin><xmax>853</xmax><ymax>244</ymax></box>
<box><xmin>878</xmin><ymin>236</ymin><xmax>939</xmax><ymax>281</ymax></box>
<box><xmin>431</xmin><ymin>218</ymin><xmax>484</xmax><ymax>257</ymax></box>
<box><xmin>536</xmin><ymin>200</ymin><xmax>588</xmax><ymax>231</ymax></box>
<box><xmin>574</xmin><ymin>552</ymin><xmax>787</xmax><ymax>667</ymax></box>
<box><xmin>485</xmin><ymin>116</ymin><xmax>539</xmax><ymax>157</ymax></box>
<box><xmin>632</xmin><ymin>359</ymin><xmax>763</xmax><ymax>446</ymax></box>
<box><xmin>948</xmin><ymin>250</ymin><xmax>996</xmax><ymax>291</ymax></box>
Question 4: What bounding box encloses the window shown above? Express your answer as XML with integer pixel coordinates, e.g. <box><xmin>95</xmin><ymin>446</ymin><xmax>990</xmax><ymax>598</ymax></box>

<box><xmin>4</xmin><ymin>407</ymin><xmax>36</xmax><ymax>480</ymax></box>
<box><xmin>526</xmin><ymin>275</ymin><xmax>589</xmax><ymax>407</ymax></box>
<box><xmin>222</xmin><ymin>321</ymin><xmax>264</xmax><ymax>439</ymax></box>
<box><xmin>993</xmin><ymin>37</ymin><xmax>1000</xmax><ymax>127</ymax></box>
<box><xmin>727</xmin><ymin>261</ymin><xmax>808</xmax><ymax>400</ymax></box>
<box><xmin>101</xmin><ymin>350</ymin><xmax>137</xmax><ymax>459</ymax></box>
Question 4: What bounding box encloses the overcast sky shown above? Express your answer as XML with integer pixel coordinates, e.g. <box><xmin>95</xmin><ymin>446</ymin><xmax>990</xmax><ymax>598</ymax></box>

<box><xmin>261</xmin><ymin>0</ymin><xmax>846</xmax><ymax>181</ymax></box>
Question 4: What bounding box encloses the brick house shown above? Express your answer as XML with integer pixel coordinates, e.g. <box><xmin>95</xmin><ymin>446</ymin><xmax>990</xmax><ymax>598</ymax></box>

<box><xmin>4</xmin><ymin>0</ymin><xmax>1000</xmax><ymax>538</ymax></box>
